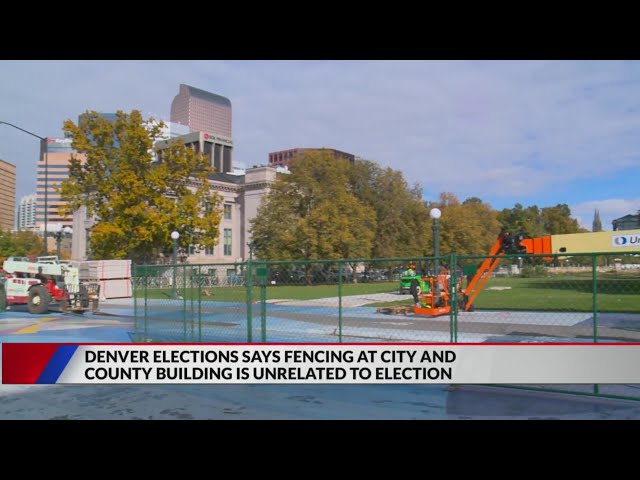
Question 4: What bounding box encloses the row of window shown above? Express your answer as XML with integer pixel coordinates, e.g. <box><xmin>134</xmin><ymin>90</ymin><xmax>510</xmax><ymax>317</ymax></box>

<box><xmin>184</xmin><ymin>228</ymin><xmax>233</xmax><ymax>257</ymax></box>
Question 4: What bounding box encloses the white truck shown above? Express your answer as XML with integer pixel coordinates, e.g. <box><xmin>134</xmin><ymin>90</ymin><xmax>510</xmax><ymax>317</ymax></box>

<box><xmin>1</xmin><ymin>256</ymin><xmax>99</xmax><ymax>314</ymax></box>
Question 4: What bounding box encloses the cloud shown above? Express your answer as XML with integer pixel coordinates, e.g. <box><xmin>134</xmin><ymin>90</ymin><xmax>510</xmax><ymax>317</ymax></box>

<box><xmin>2</xmin><ymin>60</ymin><xmax>640</xmax><ymax>225</ymax></box>
<box><xmin>571</xmin><ymin>198</ymin><xmax>640</xmax><ymax>231</ymax></box>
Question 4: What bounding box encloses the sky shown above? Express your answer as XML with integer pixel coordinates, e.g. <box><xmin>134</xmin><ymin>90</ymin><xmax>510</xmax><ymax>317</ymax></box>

<box><xmin>1</xmin><ymin>60</ymin><xmax>639</xmax><ymax>231</ymax></box>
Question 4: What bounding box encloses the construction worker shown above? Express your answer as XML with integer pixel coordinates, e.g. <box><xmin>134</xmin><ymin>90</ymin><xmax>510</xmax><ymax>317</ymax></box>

<box><xmin>404</xmin><ymin>263</ymin><xmax>417</xmax><ymax>277</ymax></box>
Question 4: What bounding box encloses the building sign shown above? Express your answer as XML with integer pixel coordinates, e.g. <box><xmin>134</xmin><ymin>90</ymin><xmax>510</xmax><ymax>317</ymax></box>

<box><xmin>46</xmin><ymin>137</ymin><xmax>73</xmax><ymax>146</ymax></box>
<box><xmin>203</xmin><ymin>133</ymin><xmax>233</xmax><ymax>145</ymax></box>
<box><xmin>612</xmin><ymin>234</ymin><xmax>640</xmax><ymax>247</ymax></box>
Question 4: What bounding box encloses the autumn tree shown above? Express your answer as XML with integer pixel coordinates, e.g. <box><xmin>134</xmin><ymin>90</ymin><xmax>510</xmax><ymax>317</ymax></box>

<box><xmin>250</xmin><ymin>151</ymin><xmax>376</xmax><ymax>279</ymax></box>
<box><xmin>59</xmin><ymin>110</ymin><xmax>222</xmax><ymax>262</ymax></box>
<box><xmin>427</xmin><ymin>193</ymin><xmax>501</xmax><ymax>256</ymax></box>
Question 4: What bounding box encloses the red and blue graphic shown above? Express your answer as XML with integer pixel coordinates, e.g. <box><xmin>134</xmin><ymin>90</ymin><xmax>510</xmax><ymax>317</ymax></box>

<box><xmin>3</xmin><ymin>343</ymin><xmax>78</xmax><ymax>384</ymax></box>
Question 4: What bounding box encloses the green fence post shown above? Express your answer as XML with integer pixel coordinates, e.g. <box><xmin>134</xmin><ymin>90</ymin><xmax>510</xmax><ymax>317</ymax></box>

<box><xmin>183</xmin><ymin>263</ymin><xmax>187</xmax><ymax>341</ymax></box>
<box><xmin>592</xmin><ymin>254</ymin><xmax>598</xmax><ymax>343</ymax></box>
<box><xmin>190</xmin><ymin>267</ymin><xmax>194</xmax><ymax>341</ymax></box>
<box><xmin>592</xmin><ymin>254</ymin><xmax>599</xmax><ymax>396</ymax></box>
<box><xmin>132</xmin><ymin>265</ymin><xmax>137</xmax><ymax>340</ymax></box>
<box><xmin>338</xmin><ymin>261</ymin><xmax>343</xmax><ymax>343</ymax></box>
<box><xmin>450</xmin><ymin>254</ymin><xmax>458</xmax><ymax>343</ymax></box>
<box><xmin>198</xmin><ymin>268</ymin><xmax>202</xmax><ymax>343</ymax></box>
<box><xmin>260</xmin><ymin>273</ymin><xmax>267</xmax><ymax>343</ymax></box>
<box><xmin>144</xmin><ymin>270</ymin><xmax>148</xmax><ymax>342</ymax></box>
<box><xmin>246</xmin><ymin>258</ymin><xmax>253</xmax><ymax>343</ymax></box>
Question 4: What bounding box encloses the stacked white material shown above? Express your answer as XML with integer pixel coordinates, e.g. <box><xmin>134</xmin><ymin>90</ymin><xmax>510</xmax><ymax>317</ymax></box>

<box><xmin>97</xmin><ymin>278</ymin><xmax>132</xmax><ymax>299</ymax></box>
<box><xmin>77</xmin><ymin>260</ymin><xmax>131</xmax><ymax>280</ymax></box>
<box><xmin>74</xmin><ymin>260</ymin><xmax>132</xmax><ymax>299</ymax></box>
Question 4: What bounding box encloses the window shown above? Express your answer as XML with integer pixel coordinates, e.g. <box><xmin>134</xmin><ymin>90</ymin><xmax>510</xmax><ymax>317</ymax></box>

<box><xmin>223</xmin><ymin>145</ymin><xmax>232</xmax><ymax>173</ymax></box>
<box><xmin>224</xmin><ymin>229</ymin><xmax>232</xmax><ymax>256</ymax></box>
<box><xmin>214</xmin><ymin>144</ymin><xmax>222</xmax><ymax>173</ymax></box>
<box><xmin>205</xmin><ymin>246</ymin><xmax>214</xmax><ymax>256</ymax></box>
<box><xmin>224</xmin><ymin>204</ymin><xmax>232</xmax><ymax>220</ymax></box>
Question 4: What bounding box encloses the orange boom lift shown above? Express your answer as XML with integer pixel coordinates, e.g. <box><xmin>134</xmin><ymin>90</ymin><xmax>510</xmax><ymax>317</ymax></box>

<box><xmin>414</xmin><ymin>228</ymin><xmax>640</xmax><ymax>316</ymax></box>
<box><xmin>413</xmin><ymin>231</ymin><xmax>530</xmax><ymax>316</ymax></box>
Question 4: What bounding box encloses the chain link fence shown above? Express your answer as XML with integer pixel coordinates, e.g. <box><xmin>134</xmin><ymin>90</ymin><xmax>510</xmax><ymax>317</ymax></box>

<box><xmin>133</xmin><ymin>252</ymin><xmax>640</xmax><ymax>400</ymax></box>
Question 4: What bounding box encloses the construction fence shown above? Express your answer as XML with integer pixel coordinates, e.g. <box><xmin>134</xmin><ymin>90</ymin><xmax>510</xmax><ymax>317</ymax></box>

<box><xmin>133</xmin><ymin>252</ymin><xmax>640</xmax><ymax>401</ymax></box>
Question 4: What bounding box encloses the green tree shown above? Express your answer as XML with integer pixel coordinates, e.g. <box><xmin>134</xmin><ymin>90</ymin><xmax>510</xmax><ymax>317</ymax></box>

<box><xmin>541</xmin><ymin>204</ymin><xmax>586</xmax><ymax>234</ymax></box>
<box><xmin>58</xmin><ymin>110</ymin><xmax>222</xmax><ymax>262</ymax></box>
<box><xmin>349</xmin><ymin>160</ymin><xmax>430</xmax><ymax>259</ymax></box>
<box><xmin>0</xmin><ymin>229</ymin><xmax>43</xmax><ymax>264</ymax></box>
<box><xmin>250</xmin><ymin>151</ymin><xmax>376</xmax><ymax>280</ymax></box>
<box><xmin>498</xmin><ymin>202</ymin><xmax>586</xmax><ymax>237</ymax></box>
<box><xmin>497</xmin><ymin>203</ymin><xmax>544</xmax><ymax>238</ymax></box>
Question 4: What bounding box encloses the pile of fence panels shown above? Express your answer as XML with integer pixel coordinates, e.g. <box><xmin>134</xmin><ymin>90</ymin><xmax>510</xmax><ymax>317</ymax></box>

<box><xmin>74</xmin><ymin>260</ymin><xmax>132</xmax><ymax>299</ymax></box>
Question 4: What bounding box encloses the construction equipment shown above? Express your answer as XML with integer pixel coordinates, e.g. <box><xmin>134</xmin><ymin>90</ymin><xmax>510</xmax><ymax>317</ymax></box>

<box><xmin>1</xmin><ymin>256</ymin><xmax>100</xmax><ymax>314</ymax></box>
<box><xmin>412</xmin><ymin>231</ymin><xmax>526</xmax><ymax>316</ymax></box>
<box><xmin>411</xmin><ymin>268</ymin><xmax>462</xmax><ymax>317</ymax></box>
<box><xmin>412</xmin><ymin>228</ymin><xmax>640</xmax><ymax>316</ymax></box>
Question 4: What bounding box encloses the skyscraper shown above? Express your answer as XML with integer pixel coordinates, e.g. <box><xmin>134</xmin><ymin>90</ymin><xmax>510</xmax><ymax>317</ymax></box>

<box><xmin>16</xmin><ymin>193</ymin><xmax>37</xmax><ymax>230</ymax></box>
<box><xmin>37</xmin><ymin>137</ymin><xmax>77</xmax><ymax>230</ymax></box>
<box><xmin>170</xmin><ymin>84</ymin><xmax>232</xmax><ymax>138</ymax></box>
<box><xmin>0</xmin><ymin>158</ymin><xmax>16</xmax><ymax>231</ymax></box>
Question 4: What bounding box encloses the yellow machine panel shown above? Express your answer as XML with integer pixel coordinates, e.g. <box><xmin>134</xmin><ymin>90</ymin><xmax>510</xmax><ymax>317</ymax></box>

<box><xmin>550</xmin><ymin>229</ymin><xmax>640</xmax><ymax>254</ymax></box>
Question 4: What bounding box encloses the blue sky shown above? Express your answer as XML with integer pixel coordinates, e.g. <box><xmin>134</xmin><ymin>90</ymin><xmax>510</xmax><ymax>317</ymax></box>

<box><xmin>1</xmin><ymin>60</ymin><xmax>638</xmax><ymax>231</ymax></box>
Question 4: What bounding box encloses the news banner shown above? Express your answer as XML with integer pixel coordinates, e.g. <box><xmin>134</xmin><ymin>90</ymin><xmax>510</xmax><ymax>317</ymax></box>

<box><xmin>3</xmin><ymin>343</ymin><xmax>640</xmax><ymax>385</ymax></box>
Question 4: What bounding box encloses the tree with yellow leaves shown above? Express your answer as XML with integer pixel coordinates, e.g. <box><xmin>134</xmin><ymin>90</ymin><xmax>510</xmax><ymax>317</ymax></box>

<box><xmin>58</xmin><ymin>110</ymin><xmax>222</xmax><ymax>263</ymax></box>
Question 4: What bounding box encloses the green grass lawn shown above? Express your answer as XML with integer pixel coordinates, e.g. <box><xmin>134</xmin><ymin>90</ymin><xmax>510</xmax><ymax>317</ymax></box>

<box><xmin>134</xmin><ymin>276</ymin><xmax>640</xmax><ymax>313</ymax></box>
<box><xmin>471</xmin><ymin>276</ymin><xmax>640</xmax><ymax>312</ymax></box>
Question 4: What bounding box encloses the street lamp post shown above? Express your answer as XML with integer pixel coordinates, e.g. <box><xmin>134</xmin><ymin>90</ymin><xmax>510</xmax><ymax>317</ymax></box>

<box><xmin>0</xmin><ymin>121</ymin><xmax>48</xmax><ymax>255</ymax></box>
<box><xmin>430</xmin><ymin>208</ymin><xmax>442</xmax><ymax>283</ymax></box>
<box><xmin>54</xmin><ymin>225</ymin><xmax>72</xmax><ymax>259</ymax></box>
<box><xmin>171</xmin><ymin>231</ymin><xmax>180</xmax><ymax>299</ymax></box>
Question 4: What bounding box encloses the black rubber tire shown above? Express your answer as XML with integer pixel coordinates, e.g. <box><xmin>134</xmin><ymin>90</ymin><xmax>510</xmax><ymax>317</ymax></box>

<box><xmin>409</xmin><ymin>279</ymin><xmax>422</xmax><ymax>303</ymax></box>
<box><xmin>28</xmin><ymin>285</ymin><xmax>50</xmax><ymax>314</ymax></box>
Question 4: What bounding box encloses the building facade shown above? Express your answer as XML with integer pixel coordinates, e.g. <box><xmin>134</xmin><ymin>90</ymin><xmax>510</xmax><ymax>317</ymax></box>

<box><xmin>16</xmin><ymin>193</ymin><xmax>37</xmax><ymax>230</ymax></box>
<box><xmin>170</xmin><ymin>84</ymin><xmax>232</xmax><ymax>138</ymax></box>
<box><xmin>0</xmin><ymin>158</ymin><xmax>16</xmax><ymax>232</ymax></box>
<box><xmin>155</xmin><ymin>131</ymin><xmax>234</xmax><ymax>174</ymax></box>
<box><xmin>613</xmin><ymin>211</ymin><xmax>640</xmax><ymax>231</ymax></box>
<box><xmin>268</xmin><ymin>147</ymin><xmax>356</xmax><ymax>168</ymax></box>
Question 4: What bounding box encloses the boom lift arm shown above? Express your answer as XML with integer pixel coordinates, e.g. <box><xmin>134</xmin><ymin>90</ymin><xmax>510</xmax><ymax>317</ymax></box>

<box><xmin>460</xmin><ymin>232</ymin><xmax>527</xmax><ymax>312</ymax></box>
